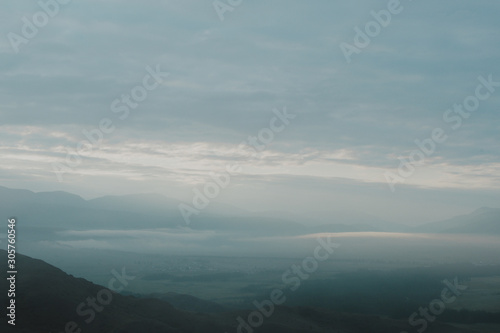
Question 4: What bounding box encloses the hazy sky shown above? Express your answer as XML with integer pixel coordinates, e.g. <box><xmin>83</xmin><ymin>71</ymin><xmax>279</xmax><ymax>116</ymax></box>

<box><xmin>1</xmin><ymin>0</ymin><xmax>499</xmax><ymax>224</ymax></box>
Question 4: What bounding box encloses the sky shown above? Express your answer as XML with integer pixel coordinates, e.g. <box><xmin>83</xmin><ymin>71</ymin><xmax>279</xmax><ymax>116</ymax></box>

<box><xmin>0</xmin><ymin>0</ymin><xmax>499</xmax><ymax>225</ymax></box>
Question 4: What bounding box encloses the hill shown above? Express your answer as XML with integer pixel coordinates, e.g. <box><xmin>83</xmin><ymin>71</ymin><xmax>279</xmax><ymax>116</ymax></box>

<box><xmin>0</xmin><ymin>250</ymin><xmax>483</xmax><ymax>333</ymax></box>
<box><xmin>417</xmin><ymin>207</ymin><xmax>500</xmax><ymax>234</ymax></box>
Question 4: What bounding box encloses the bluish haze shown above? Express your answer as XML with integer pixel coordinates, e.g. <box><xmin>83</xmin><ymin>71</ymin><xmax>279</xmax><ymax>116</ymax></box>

<box><xmin>1</xmin><ymin>0</ymin><xmax>499</xmax><ymax>224</ymax></box>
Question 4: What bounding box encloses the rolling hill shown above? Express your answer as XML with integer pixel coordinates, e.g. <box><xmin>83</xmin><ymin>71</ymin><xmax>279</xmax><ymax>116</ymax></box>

<box><xmin>0</xmin><ymin>250</ymin><xmax>483</xmax><ymax>333</ymax></box>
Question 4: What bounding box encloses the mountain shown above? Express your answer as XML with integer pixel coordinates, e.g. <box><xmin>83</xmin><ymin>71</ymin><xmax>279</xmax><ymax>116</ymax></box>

<box><xmin>0</xmin><ymin>186</ymin><xmax>183</xmax><ymax>231</ymax></box>
<box><xmin>259</xmin><ymin>208</ymin><xmax>412</xmax><ymax>233</ymax></box>
<box><xmin>0</xmin><ymin>249</ymin><xmax>215</xmax><ymax>333</ymax></box>
<box><xmin>0</xmin><ymin>186</ymin><xmax>385</xmax><ymax>238</ymax></box>
<box><xmin>0</xmin><ymin>186</ymin><xmax>87</xmax><ymax>207</ymax></box>
<box><xmin>88</xmin><ymin>193</ymin><xmax>180</xmax><ymax>216</ymax></box>
<box><xmin>417</xmin><ymin>207</ymin><xmax>500</xmax><ymax>234</ymax></box>
<box><xmin>2</xmin><ymin>186</ymin><xmax>499</xmax><ymax>238</ymax></box>
<box><xmin>0</xmin><ymin>250</ymin><xmax>482</xmax><ymax>333</ymax></box>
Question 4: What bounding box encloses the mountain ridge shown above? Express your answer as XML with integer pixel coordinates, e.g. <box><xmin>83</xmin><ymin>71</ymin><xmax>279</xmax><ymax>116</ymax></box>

<box><xmin>1</xmin><ymin>185</ymin><xmax>499</xmax><ymax>235</ymax></box>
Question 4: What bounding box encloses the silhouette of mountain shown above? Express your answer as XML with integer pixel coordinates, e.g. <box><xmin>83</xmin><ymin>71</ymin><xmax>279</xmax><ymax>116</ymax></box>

<box><xmin>417</xmin><ymin>207</ymin><xmax>500</xmax><ymax>234</ymax></box>
<box><xmin>2</xmin><ymin>186</ymin><xmax>498</xmax><ymax>238</ymax></box>
<box><xmin>0</xmin><ymin>186</ymin><xmax>377</xmax><ymax>237</ymax></box>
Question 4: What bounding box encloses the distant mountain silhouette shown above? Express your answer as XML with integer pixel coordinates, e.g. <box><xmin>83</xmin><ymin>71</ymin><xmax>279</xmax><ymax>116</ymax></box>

<box><xmin>1</xmin><ymin>186</ymin><xmax>498</xmax><ymax>237</ymax></box>
<box><xmin>0</xmin><ymin>186</ymin><xmax>380</xmax><ymax>237</ymax></box>
<box><xmin>0</xmin><ymin>186</ymin><xmax>184</xmax><ymax>231</ymax></box>
<box><xmin>262</xmin><ymin>209</ymin><xmax>412</xmax><ymax>232</ymax></box>
<box><xmin>417</xmin><ymin>207</ymin><xmax>500</xmax><ymax>234</ymax></box>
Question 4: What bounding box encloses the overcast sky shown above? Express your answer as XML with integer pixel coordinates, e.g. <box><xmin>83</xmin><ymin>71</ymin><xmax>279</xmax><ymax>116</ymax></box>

<box><xmin>1</xmin><ymin>0</ymin><xmax>499</xmax><ymax>224</ymax></box>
